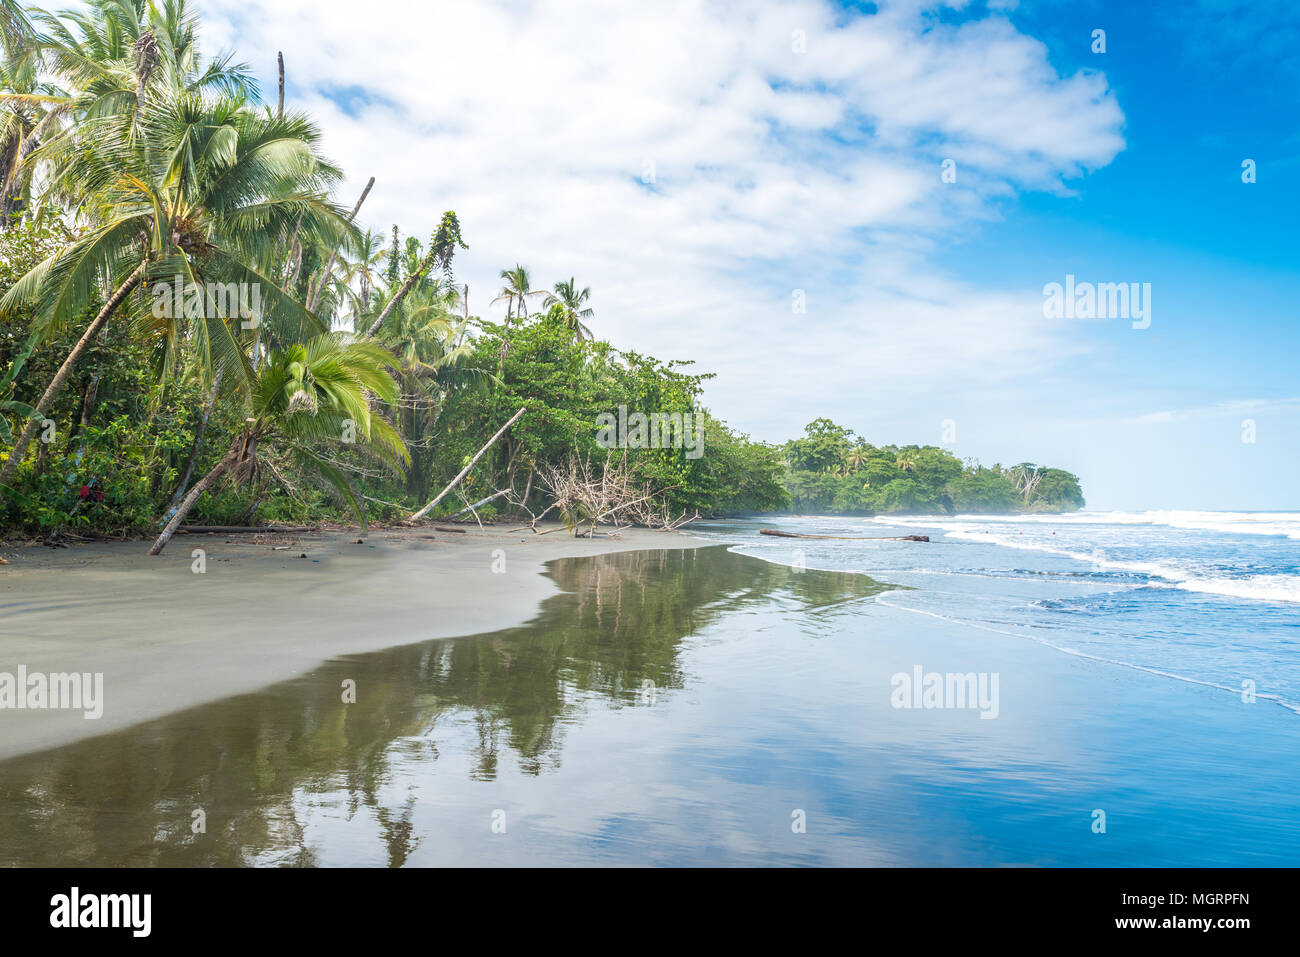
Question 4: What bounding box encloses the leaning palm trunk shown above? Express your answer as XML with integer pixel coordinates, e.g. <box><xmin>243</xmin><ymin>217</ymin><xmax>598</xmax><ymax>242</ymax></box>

<box><xmin>362</xmin><ymin>213</ymin><xmax>466</xmax><ymax>339</ymax></box>
<box><xmin>160</xmin><ymin>373</ymin><xmax>221</xmax><ymax>522</ymax></box>
<box><xmin>306</xmin><ymin>176</ymin><xmax>374</xmax><ymax>311</ymax></box>
<box><xmin>147</xmin><ymin>450</ymin><xmax>236</xmax><ymax>555</ymax></box>
<box><xmin>363</xmin><ymin>244</ymin><xmax>442</xmax><ymax>339</ymax></box>
<box><xmin>149</xmin><ymin>427</ymin><xmax>259</xmax><ymax>555</ymax></box>
<box><xmin>0</xmin><ymin>262</ymin><xmax>147</xmax><ymax>494</ymax></box>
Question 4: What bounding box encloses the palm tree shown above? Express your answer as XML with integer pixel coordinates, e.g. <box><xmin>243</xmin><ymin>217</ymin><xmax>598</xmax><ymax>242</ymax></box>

<box><xmin>380</xmin><ymin>287</ymin><xmax>493</xmax><ymax>499</ymax></box>
<box><xmin>490</xmin><ymin>263</ymin><xmax>543</xmax><ymax>366</ymax></box>
<box><xmin>0</xmin><ymin>90</ymin><xmax>354</xmax><ymax>493</ymax></box>
<box><xmin>336</xmin><ymin>227</ymin><xmax>387</xmax><ymax>322</ymax></box>
<box><xmin>492</xmin><ymin>264</ymin><xmax>543</xmax><ymax>321</ymax></box>
<box><xmin>34</xmin><ymin>0</ymin><xmax>255</xmax><ymax>126</ymax></box>
<box><xmin>846</xmin><ymin>440</ymin><xmax>868</xmax><ymax>474</ymax></box>
<box><xmin>0</xmin><ymin>0</ymin><xmax>33</xmax><ymax>57</ymax></box>
<box><xmin>149</xmin><ymin>334</ymin><xmax>407</xmax><ymax>553</ymax></box>
<box><xmin>895</xmin><ymin>454</ymin><xmax>915</xmax><ymax>472</ymax></box>
<box><xmin>0</xmin><ymin>48</ymin><xmax>71</xmax><ymax>224</ymax></box>
<box><xmin>542</xmin><ymin>277</ymin><xmax>593</xmax><ymax>341</ymax></box>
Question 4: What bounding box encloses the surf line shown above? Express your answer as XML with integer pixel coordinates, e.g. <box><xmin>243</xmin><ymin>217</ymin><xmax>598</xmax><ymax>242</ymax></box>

<box><xmin>872</xmin><ymin>595</ymin><xmax>1300</xmax><ymax>717</ymax></box>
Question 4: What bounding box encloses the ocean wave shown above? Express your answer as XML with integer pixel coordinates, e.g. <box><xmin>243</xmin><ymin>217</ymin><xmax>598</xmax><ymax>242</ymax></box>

<box><xmin>913</xmin><ymin>527</ymin><xmax>1300</xmax><ymax>604</ymax></box>
<box><xmin>1170</xmin><ymin>575</ymin><xmax>1300</xmax><ymax>603</ymax></box>
<box><xmin>874</xmin><ymin>510</ymin><xmax>1300</xmax><ymax>540</ymax></box>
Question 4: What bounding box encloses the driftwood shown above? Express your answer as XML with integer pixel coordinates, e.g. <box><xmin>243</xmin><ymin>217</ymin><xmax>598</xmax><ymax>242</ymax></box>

<box><xmin>448</xmin><ymin>487</ymin><xmax>510</xmax><ymax>526</ymax></box>
<box><xmin>759</xmin><ymin>529</ymin><xmax>929</xmax><ymax>542</ymax></box>
<box><xmin>409</xmin><ymin>407</ymin><xmax>526</xmax><ymax>521</ymax></box>
<box><xmin>177</xmin><ymin>525</ymin><xmax>313</xmax><ymax>534</ymax></box>
<box><xmin>433</xmin><ymin>525</ymin><xmax>467</xmax><ymax>534</ymax></box>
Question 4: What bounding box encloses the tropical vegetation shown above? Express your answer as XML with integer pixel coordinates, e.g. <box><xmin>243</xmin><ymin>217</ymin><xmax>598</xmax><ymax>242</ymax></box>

<box><xmin>0</xmin><ymin>0</ymin><xmax>1081</xmax><ymax>547</ymax></box>
<box><xmin>782</xmin><ymin>418</ymin><xmax>1084</xmax><ymax>515</ymax></box>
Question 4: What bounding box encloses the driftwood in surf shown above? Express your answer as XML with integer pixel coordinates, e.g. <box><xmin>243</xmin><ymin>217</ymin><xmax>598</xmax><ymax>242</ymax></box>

<box><xmin>759</xmin><ymin>529</ymin><xmax>929</xmax><ymax>542</ymax></box>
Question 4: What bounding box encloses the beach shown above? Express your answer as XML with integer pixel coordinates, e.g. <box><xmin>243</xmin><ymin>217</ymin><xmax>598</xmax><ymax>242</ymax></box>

<box><xmin>0</xmin><ymin>524</ymin><xmax>703</xmax><ymax>761</ymax></box>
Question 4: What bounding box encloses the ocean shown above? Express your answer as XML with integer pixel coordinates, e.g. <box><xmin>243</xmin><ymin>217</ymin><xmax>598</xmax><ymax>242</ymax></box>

<box><xmin>697</xmin><ymin>511</ymin><xmax>1300</xmax><ymax>716</ymax></box>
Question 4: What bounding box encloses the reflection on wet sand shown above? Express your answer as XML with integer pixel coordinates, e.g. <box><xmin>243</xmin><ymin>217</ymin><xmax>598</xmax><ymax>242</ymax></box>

<box><xmin>0</xmin><ymin>546</ymin><xmax>887</xmax><ymax>866</ymax></box>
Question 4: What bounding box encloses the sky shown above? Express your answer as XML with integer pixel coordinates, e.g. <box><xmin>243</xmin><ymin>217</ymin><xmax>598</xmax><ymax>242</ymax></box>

<box><xmin>197</xmin><ymin>0</ymin><xmax>1300</xmax><ymax>510</ymax></box>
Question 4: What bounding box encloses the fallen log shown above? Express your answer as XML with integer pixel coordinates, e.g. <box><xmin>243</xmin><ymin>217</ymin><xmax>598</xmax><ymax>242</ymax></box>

<box><xmin>176</xmin><ymin>525</ymin><xmax>313</xmax><ymax>534</ymax></box>
<box><xmin>445</xmin><ymin>488</ymin><xmax>510</xmax><ymax>521</ymax></box>
<box><xmin>759</xmin><ymin>529</ymin><xmax>929</xmax><ymax>542</ymax></box>
<box><xmin>409</xmin><ymin>407</ymin><xmax>526</xmax><ymax>522</ymax></box>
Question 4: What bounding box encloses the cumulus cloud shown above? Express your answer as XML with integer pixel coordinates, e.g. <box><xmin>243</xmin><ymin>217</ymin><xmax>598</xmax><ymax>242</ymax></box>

<box><xmin>202</xmin><ymin>0</ymin><xmax>1126</xmax><ymax>438</ymax></box>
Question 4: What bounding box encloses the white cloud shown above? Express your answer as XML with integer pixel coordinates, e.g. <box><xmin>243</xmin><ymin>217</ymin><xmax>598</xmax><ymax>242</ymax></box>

<box><xmin>1123</xmin><ymin>398</ymin><xmax>1300</xmax><ymax>425</ymax></box>
<box><xmin>202</xmin><ymin>0</ymin><xmax>1125</xmax><ymax>439</ymax></box>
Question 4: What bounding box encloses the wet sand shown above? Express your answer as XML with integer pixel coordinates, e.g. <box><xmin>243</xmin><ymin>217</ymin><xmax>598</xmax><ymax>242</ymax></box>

<box><xmin>0</xmin><ymin>524</ymin><xmax>703</xmax><ymax>761</ymax></box>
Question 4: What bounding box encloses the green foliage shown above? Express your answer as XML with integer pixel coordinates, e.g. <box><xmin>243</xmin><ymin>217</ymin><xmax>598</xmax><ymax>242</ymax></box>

<box><xmin>433</xmin><ymin>310</ymin><xmax>788</xmax><ymax>518</ymax></box>
<box><xmin>0</xmin><ymin>0</ymin><xmax>1082</xmax><ymax>539</ymax></box>
<box><xmin>781</xmin><ymin>419</ymin><xmax>1084</xmax><ymax>515</ymax></box>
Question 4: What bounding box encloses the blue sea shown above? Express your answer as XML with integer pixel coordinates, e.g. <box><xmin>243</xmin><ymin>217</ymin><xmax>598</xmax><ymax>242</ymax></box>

<box><xmin>698</xmin><ymin>510</ymin><xmax>1300</xmax><ymax>716</ymax></box>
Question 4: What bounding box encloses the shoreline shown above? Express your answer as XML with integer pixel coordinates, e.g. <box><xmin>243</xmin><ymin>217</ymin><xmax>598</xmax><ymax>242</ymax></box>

<box><xmin>0</xmin><ymin>523</ymin><xmax>706</xmax><ymax>761</ymax></box>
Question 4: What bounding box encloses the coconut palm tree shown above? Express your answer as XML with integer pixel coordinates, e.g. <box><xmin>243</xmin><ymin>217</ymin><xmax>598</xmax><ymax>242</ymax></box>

<box><xmin>846</xmin><ymin>440</ymin><xmax>869</xmax><ymax>474</ymax></box>
<box><xmin>33</xmin><ymin>0</ymin><xmax>255</xmax><ymax>127</ymax></box>
<box><xmin>0</xmin><ymin>47</ymin><xmax>71</xmax><ymax>224</ymax></box>
<box><xmin>0</xmin><ymin>0</ymin><xmax>32</xmax><ymax>57</ymax></box>
<box><xmin>542</xmin><ymin>277</ymin><xmax>594</xmax><ymax>342</ymax></box>
<box><xmin>490</xmin><ymin>263</ymin><xmax>542</xmax><ymax>367</ymax></box>
<box><xmin>492</xmin><ymin>264</ymin><xmax>543</xmax><ymax>321</ymax></box>
<box><xmin>0</xmin><ymin>90</ymin><xmax>354</xmax><ymax>493</ymax></box>
<box><xmin>380</xmin><ymin>287</ymin><xmax>493</xmax><ymax>499</ymax></box>
<box><xmin>149</xmin><ymin>333</ymin><xmax>407</xmax><ymax>553</ymax></box>
<box><xmin>338</xmin><ymin>227</ymin><xmax>387</xmax><ymax>321</ymax></box>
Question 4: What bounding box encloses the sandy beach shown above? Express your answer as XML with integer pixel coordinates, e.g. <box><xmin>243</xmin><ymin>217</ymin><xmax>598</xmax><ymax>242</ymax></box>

<box><xmin>0</xmin><ymin>524</ymin><xmax>704</xmax><ymax>761</ymax></box>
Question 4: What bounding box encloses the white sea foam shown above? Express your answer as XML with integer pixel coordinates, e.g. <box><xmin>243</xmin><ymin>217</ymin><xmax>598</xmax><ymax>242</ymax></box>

<box><xmin>875</xmin><ymin>510</ymin><xmax>1300</xmax><ymax>540</ymax></box>
<box><xmin>868</xmin><ymin>514</ymin><xmax>1300</xmax><ymax>604</ymax></box>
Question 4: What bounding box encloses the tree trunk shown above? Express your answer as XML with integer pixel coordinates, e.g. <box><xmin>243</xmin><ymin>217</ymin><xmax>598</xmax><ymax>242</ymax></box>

<box><xmin>445</xmin><ymin>487</ymin><xmax>510</xmax><ymax>520</ymax></box>
<box><xmin>307</xmin><ymin>176</ymin><xmax>374</xmax><ymax>312</ymax></box>
<box><xmin>409</xmin><ymin>407</ymin><xmax>525</xmax><ymax>521</ymax></box>
<box><xmin>148</xmin><ymin>452</ymin><xmax>234</xmax><ymax>555</ymax></box>
<box><xmin>363</xmin><ymin>243</ymin><xmax>443</xmax><ymax>339</ymax></box>
<box><xmin>160</xmin><ymin>374</ymin><xmax>221</xmax><ymax>523</ymax></box>
<box><xmin>521</xmin><ymin>466</ymin><xmax>535</xmax><ymax>510</ymax></box>
<box><xmin>277</xmin><ymin>52</ymin><xmax>285</xmax><ymax>117</ymax></box>
<box><xmin>0</xmin><ymin>261</ymin><xmax>146</xmax><ymax>495</ymax></box>
<box><xmin>496</xmin><ymin>307</ymin><xmax>513</xmax><ymax>373</ymax></box>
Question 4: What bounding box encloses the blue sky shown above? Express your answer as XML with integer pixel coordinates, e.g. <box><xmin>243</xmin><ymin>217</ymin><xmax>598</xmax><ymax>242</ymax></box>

<box><xmin>203</xmin><ymin>0</ymin><xmax>1299</xmax><ymax>510</ymax></box>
